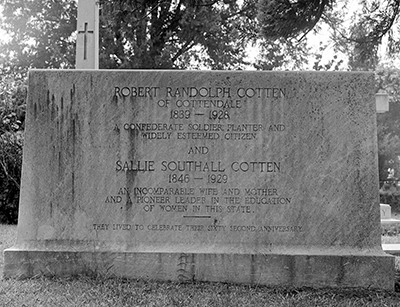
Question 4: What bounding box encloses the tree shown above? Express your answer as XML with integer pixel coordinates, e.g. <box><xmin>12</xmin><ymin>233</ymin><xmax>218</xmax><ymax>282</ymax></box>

<box><xmin>0</xmin><ymin>0</ymin><xmax>321</xmax><ymax>71</ymax></box>
<box><xmin>3</xmin><ymin>0</ymin><xmax>400</xmax><ymax>71</ymax></box>
<box><xmin>0</xmin><ymin>0</ymin><xmax>77</xmax><ymax>70</ymax></box>
<box><xmin>375</xmin><ymin>65</ymin><xmax>400</xmax><ymax>183</ymax></box>
<box><xmin>257</xmin><ymin>0</ymin><xmax>400</xmax><ymax>70</ymax></box>
<box><xmin>0</xmin><ymin>0</ymin><xmax>262</xmax><ymax>70</ymax></box>
<box><xmin>257</xmin><ymin>0</ymin><xmax>335</xmax><ymax>40</ymax></box>
<box><xmin>0</xmin><ymin>68</ymin><xmax>26</xmax><ymax>224</ymax></box>
<box><xmin>253</xmin><ymin>37</ymin><xmax>311</xmax><ymax>70</ymax></box>
<box><xmin>98</xmin><ymin>0</ymin><xmax>260</xmax><ymax>69</ymax></box>
<box><xmin>331</xmin><ymin>1</ymin><xmax>400</xmax><ymax>70</ymax></box>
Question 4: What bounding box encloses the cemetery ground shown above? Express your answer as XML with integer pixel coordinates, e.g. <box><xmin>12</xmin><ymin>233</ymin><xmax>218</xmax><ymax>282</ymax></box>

<box><xmin>0</xmin><ymin>225</ymin><xmax>399</xmax><ymax>306</ymax></box>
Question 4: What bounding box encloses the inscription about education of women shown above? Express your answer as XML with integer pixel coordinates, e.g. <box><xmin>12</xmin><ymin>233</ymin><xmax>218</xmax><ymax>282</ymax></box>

<box><xmin>7</xmin><ymin>70</ymin><xmax>392</xmax><ymax>288</ymax></box>
<box><xmin>99</xmin><ymin>80</ymin><xmax>301</xmax><ymax>247</ymax></box>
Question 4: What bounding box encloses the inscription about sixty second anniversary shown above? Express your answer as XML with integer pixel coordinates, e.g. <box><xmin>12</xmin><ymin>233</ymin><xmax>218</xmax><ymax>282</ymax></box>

<box><xmin>96</xmin><ymin>83</ymin><xmax>302</xmax><ymax>238</ymax></box>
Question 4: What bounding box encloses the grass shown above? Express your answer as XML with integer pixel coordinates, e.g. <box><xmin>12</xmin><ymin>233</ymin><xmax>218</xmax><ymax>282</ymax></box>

<box><xmin>1</xmin><ymin>224</ymin><xmax>400</xmax><ymax>307</ymax></box>
<box><xmin>1</xmin><ymin>276</ymin><xmax>400</xmax><ymax>307</ymax></box>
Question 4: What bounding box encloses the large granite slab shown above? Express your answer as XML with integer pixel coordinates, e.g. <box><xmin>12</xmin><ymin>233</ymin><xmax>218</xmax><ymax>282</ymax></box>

<box><xmin>4</xmin><ymin>70</ymin><xmax>394</xmax><ymax>289</ymax></box>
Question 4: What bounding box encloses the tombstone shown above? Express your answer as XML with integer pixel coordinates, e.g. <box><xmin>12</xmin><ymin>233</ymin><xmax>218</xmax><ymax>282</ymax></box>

<box><xmin>380</xmin><ymin>203</ymin><xmax>400</xmax><ymax>224</ymax></box>
<box><xmin>3</xmin><ymin>70</ymin><xmax>394</xmax><ymax>289</ymax></box>
<box><xmin>376</xmin><ymin>92</ymin><xmax>389</xmax><ymax>113</ymax></box>
<box><xmin>381</xmin><ymin>203</ymin><xmax>400</xmax><ymax>256</ymax></box>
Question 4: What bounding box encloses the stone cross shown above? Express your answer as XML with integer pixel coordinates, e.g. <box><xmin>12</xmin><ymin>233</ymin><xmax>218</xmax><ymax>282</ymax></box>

<box><xmin>76</xmin><ymin>0</ymin><xmax>99</xmax><ymax>69</ymax></box>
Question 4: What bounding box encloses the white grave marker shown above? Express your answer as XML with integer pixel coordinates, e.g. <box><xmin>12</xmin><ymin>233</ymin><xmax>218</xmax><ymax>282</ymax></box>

<box><xmin>76</xmin><ymin>0</ymin><xmax>99</xmax><ymax>69</ymax></box>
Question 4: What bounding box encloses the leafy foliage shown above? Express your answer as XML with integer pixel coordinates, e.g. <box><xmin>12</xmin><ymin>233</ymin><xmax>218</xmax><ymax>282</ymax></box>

<box><xmin>312</xmin><ymin>44</ymin><xmax>344</xmax><ymax>71</ymax></box>
<box><xmin>257</xmin><ymin>0</ymin><xmax>335</xmax><ymax>40</ymax></box>
<box><xmin>0</xmin><ymin>0</ymin><xmax>261</xmax><ymax>70</ymax></box>
<box><xmin>380</xmin><ymin>188</ymin><xmax>400</xmax><ymax>213</ymax></box>
<box><xmin>324</xmin><ymin>1</ymin><xmax>400</xmax><ymax>70</ymax></box>
<box><xmin>98</xmin><ymin>0</ymin><xmax>259</xmax><ymax>69</ymax></box>
<box><xmin>344</xmin><ymin>1</ymin><xmax>400</xmax><ymax>70</ymax></box>
<box><xmin>253</xmin><ymin>37</ymin><xmax>311</xmax><ymax>70</ymax></box>
<box><xmin>257</xmin><ymin>0</ymin><xmax>400</xmax><ymax>71</ymax></box>
<box><xmin>0</xmin><ymin>69</ymin><xmax>26</xmax><ymax>224</ymax></box>
<box><xmin>0</xmin><ymin>0</ymin><xmax>315</xmax><ymax>71</ymax></box>
<box><xmin>0</xmin><ymin>0</ymin><xmax>77</xmax><ymax>69</ymax></box>
<box><xmin>375</xmin><ymin>65</ymin><xmax>400</xmax><ymax>183</ymax></box>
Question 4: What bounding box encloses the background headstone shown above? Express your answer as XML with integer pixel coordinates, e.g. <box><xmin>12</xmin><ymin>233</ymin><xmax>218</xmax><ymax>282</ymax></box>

<box><xmin>380</xmin><ymin>203</ymin><xmax>400</xmax><ymax>224</ymax></box>
<box><xmin>4</xmin><ymin>70</ymin><xmax>394</xmax><ymax>289</ymax></box>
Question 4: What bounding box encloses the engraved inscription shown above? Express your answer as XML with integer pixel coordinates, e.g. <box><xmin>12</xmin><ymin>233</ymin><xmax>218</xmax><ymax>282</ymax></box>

<box><xmin>95</xmin><ymin>83</ymin><xmax>302</xmax><ymax>237</ymax></box>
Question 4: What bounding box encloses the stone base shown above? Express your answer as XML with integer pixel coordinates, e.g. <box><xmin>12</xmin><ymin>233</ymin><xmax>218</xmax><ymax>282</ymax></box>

<box><xmin>3</xmin><ymin>245</ymin><xmax>394</xmax><ymax>290</ymax></box>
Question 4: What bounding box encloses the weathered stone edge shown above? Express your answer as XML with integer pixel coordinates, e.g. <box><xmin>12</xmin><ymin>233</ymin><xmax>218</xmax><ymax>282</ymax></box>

<box><xmin>3</xmin><ymin>249</ymin><xmax>394</xmax><ymax>290</ymax></box>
